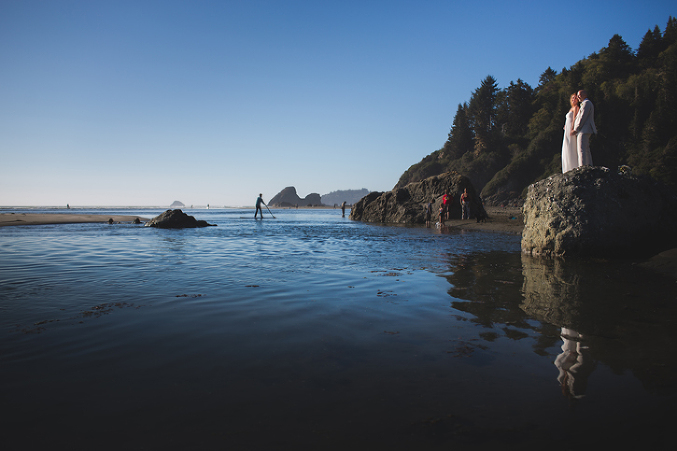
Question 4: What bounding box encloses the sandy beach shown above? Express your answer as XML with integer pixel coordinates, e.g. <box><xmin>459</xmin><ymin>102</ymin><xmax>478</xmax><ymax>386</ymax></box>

<box><xmin>442</xmin><ymin>205</ymin><xmax>524</xmax><ymax>234</ymax></box>
<box><xmin>0</xmin><ymin>213</ymin><xmax>147</xmax><ymax>227</ymax></box>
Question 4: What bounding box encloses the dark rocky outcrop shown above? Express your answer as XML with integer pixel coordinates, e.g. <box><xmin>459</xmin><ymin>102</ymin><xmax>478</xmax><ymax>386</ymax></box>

<box><xmin>145</xmin><ymin>209</ymin><xmax>216</xmax><ymax>228</ymax></box>
<box><xmin>350</xmin><ymin>172</ymin><xmax>486</xmax><ymax>224</ymax></box>
<box><xmin>521</xmin><ymin>166</ymin><xmax>677</xmax><ymax>258</ymax></box>
<box><xmin>269</xmin><ymin>187</ymin><xmax>322</xmax><ymax>207</ymax></box>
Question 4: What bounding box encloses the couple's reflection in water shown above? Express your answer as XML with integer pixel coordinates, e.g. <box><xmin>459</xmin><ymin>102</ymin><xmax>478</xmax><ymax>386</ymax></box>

<box><xmin>554</xmin><ymin>327</ymin><xmax>593</xmax><ymax>401</ymax></box>
<box><xmin>519</xmin><ymin>255</ymin><xmax>598</xmax><ymax>403</ymax></box>
<box><xmin>444</xmin><ymin>250</ymin><xmax>677</xmax><ymax>402</ymax></box>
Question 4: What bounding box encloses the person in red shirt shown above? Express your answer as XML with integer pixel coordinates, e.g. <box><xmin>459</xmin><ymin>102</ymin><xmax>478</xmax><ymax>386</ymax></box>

<box><xmin>442</xmin><ymin>192</ymin><xmax>453</xmax><ymax>219</ymax></box>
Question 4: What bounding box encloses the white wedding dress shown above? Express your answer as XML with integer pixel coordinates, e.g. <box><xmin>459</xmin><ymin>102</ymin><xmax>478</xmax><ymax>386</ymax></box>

<box><xmin>561</xmin><ymin>111</ymin><xmax>578</xmax><ymax>173</ymax></box>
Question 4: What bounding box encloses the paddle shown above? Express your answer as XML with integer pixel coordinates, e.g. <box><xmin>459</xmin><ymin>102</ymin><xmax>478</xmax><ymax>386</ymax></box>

<box><xmin>264</xmin><ymin>203</ymin><xmax>276</xmax><ymax>219</ymax></box>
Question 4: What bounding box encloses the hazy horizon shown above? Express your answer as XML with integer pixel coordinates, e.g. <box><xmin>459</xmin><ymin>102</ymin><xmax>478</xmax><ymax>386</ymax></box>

<box><xmin>0</xmin><ymin>186</ymin><xmax>369</xmax><ymax>208</ymax></box>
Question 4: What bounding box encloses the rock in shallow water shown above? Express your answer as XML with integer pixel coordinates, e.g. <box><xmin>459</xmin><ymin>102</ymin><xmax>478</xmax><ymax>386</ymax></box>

<box><xmin>521</xmin><ymin>166</ymin><xmax>677</xmax><ymax>258</ymax></box>
<box><xmin>145</xmin><ymin>209</ymin><xmax>216</xmax><ymax>228</ymax></box>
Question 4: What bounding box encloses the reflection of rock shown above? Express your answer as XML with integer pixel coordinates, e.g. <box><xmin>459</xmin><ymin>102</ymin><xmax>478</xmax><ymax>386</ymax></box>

<box><xmin>145</xmin><ymin>209</ymin><xmax>216</xmax><ymax>228</ymax></box>
<box><xmin>521</xmin><ymin>166</ymin><xmax>677</xmax><ymax>257</ymax></box>
<box><xmin>350</xmin><ymin>172</ymin><xmax>486</xmax><ymax>224</ymax></box>
<box><xmin>520</xmin><ymin>254</ymin><xmax>583</xmax><ymax>329</ymax></box>
<box><xmin>445</xmin><ymin>252</ymin><xmax>533</xmax><ymax>330</ymax></box>
<box><xmin>520</xmin><ymin>253</ymin><xmax>677</xmax><ymax>393</ymax></box>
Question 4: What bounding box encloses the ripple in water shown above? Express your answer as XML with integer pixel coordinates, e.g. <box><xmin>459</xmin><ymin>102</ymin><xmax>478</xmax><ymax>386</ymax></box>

<box><xmin>0</xmin><ymin>208</ymin><xmax>674</xmax><ymax>449</ymax></box>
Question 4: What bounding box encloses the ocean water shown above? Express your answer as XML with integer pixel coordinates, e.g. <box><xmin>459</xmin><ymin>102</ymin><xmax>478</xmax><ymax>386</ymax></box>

<box><xmin>0</xmin><ymin>208</ymin><xmax>675</xmax><ymax>450</ymax></box>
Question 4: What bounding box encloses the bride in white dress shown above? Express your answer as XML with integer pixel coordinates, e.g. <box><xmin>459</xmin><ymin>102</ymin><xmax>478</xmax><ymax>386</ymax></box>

<box><xmin>561</xmin><ymin>93</ymin><xmax>579</xmax><ymax>173</ymax></box>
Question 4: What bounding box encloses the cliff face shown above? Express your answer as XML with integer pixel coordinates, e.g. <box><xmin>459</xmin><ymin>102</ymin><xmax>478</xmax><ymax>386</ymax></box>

<box><xmin>350</xmin><ymin>172</ymin><xmax>485</xmax><ymax>224</ymax></box>
<box><xmin>269</xmin><ymin>187</ymin><xmax>322</xmax><ymax>207</ymax></box>
<box><xmin>521</xmin><ymin>166</ymin><xmax>677</xmax><ymax>258</ymax></box>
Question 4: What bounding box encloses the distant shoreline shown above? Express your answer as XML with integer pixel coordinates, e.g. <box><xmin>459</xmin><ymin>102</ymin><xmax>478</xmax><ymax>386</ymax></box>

<box><xmin>0</xmin><ymin>213</ymin><xmax>148</xmax><ymax>227</ymax></box>
<box><xmin>0</xmin><ymin>206</ymin><xmax>524</xmax><ymax>233</ymax></box>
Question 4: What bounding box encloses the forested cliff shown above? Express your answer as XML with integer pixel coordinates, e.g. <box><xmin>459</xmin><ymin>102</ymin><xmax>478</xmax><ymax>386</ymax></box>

<box><xmin>396</xmin><ymin>17</ymin><xmax>677</xmax><ymax>205</ymax></box>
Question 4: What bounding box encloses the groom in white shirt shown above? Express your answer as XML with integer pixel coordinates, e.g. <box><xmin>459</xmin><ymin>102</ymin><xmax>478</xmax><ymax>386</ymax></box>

<box><xmin>571</xmin><ymin>90</ymin><xmax>597</xmax><ymax>166</ymax></box>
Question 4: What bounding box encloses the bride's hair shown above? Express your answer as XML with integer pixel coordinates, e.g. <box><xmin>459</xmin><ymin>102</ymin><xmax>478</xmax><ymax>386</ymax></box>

<box><xmin>570</xmin><ymin>93</ymin><xmax>580</xmax><ymax>112</ymax></box>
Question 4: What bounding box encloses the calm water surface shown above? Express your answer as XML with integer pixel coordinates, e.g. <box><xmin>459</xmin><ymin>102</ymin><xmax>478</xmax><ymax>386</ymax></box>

<box><xmin>1</xmin><ymin>208</ymin><xmax>675</xmax><ymax>450</ymax></box>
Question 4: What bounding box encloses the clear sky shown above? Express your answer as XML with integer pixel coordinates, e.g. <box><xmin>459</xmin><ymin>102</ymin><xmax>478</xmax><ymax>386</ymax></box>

<box><xmin>1</xmin><ymin>0</ymin><xmax>674</xmax><ymax>207</ymax></box>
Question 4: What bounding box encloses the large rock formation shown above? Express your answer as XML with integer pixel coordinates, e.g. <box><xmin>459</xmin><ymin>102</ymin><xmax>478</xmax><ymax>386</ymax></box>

<box><xmin>145</xmin><ymin>209</ymin><xmax>216</xmax><ymax>228</ymax></box>
<box><xmin>269</xmin><ymin>187</ymin><xmax>322</xmax><ymax>207</ymax></box>
<box><xmin>350</xmin><ymin>172</ymin><xmax>486</xmax><ymax>224</ymax></box>
<box><xmin>521</xmin><ymin>166</ymin><xmax>677</xmax><ymax>258</ymax></box>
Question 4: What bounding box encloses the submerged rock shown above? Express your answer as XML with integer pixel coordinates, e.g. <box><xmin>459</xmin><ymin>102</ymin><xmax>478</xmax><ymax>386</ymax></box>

<box><xmin>521</xmin><ymin>166</ymin><xmax>677</xmax><ymax>258</ymax></box>
<box><xmin>350</xmin><ymin>172</ymin><xmax>486</xmax><ymax>224</ymax></box>
<box><xmin>145</xmin><ymin>209</ymin><xmax>216</xmax><ymax>229</ymax></box>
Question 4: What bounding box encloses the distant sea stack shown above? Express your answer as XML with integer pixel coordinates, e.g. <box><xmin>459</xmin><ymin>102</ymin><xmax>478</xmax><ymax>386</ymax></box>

<box><xmin>170</xmin><ymin>201</ymin><xmax>185</xmax><ymax>208</ymax></box>
<box><xmin>269</xmin><ymin>187</ymin><xmax>322</xmax><ymax>207</ymax></box>
<box><xmin>322</xmin><ymin>189</ymin><xmax>370</xmax><ymax>206</ymax></box>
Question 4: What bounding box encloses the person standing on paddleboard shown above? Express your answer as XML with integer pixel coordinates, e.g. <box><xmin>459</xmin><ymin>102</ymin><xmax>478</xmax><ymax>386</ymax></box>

<box><xmin>255</xmin><ymin>194</ymin><xmax>266</xmax><ymax>219</ymax></box>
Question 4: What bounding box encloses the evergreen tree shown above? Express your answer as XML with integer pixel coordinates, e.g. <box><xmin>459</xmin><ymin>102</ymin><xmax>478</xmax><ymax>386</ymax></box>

<box><xmin>663</xmin><ymin>16</ymin><xmax>677</xmax><ymax>46</ymax></box>
<box><xmin>538</xmin><ymin>67</ymin><xmax>557</xmax><ymax>87</ymax></box>
<box><xmin>499</xmin><ymin>79</ymin><xmax>535</xmax><ymax>139</ymax></box>
<box><xmin>636</xmin><ymin>25</ymin><xmax>663</xmax><ymax>66</ymax></box>
<box><xmin>444</xmin><ymin>103</ymin><xmax>474</xmax><ymax>159</ymax></box>
<box><xmin>467</xmin><ymin>75</ymin><xmax>499</xmax><ymax>155</ymax></box>
<box><xmin>598</xmin><ymin>34</ymin><xmax>635</xmax><ymax>78</ymax></box>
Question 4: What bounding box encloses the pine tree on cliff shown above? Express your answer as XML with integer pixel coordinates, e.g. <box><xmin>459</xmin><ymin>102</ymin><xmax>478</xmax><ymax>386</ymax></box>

<box><xmin>443</xmin><ymin>102</ymin><xmax>473</xmax><ymax>160</ymax></box>
<box><xmin>636</xmin><ymin>25</ymin><xmax>665</xmax><ymax>68</ymax></box>
<box><xmin>538</xmin><ymin>67</ymin><xmax>557</xmax><ymax>87</ymax></box>
<box><xmin>497</xmin><ymin>79</ymin><xmax>535</xmax><ymax>140</ymax></box>
<box><xmin>467</xmin><ymin>75</ymin><xmax>499</xmax><ymax>156</ymax></box>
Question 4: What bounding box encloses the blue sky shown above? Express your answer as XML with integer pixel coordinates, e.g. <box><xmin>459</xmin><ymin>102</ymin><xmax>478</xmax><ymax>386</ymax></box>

<box><xmin>1</xmin><ymin>0</ymin><xmax>674</xmax><ymax>207</ymax></box>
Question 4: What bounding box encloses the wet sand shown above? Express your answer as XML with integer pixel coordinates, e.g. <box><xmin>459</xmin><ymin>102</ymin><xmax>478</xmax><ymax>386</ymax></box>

<box><xmin>0</xmin><ymin>213</ymin><xmax>147</xmax><ymax>227</ymax></box>
<box><xmin>442</xmin><ymin>206</ymin><xmax>524</xmax><ymax>235</ymax></box>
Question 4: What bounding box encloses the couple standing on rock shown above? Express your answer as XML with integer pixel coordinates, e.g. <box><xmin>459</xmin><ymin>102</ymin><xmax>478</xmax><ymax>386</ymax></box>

<box><xmin>562</xmin><ymin>90</ymin><xmax>597</xmax><ymax>173</ymax></box>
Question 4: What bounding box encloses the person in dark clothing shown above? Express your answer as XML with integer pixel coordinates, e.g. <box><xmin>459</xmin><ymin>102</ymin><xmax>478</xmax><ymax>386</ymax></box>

<box><xmin>255</xmin><ymin>194</ymin><xmax>266</xmax><ymax>219</ymax></box>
